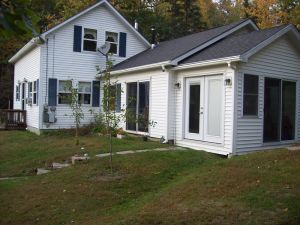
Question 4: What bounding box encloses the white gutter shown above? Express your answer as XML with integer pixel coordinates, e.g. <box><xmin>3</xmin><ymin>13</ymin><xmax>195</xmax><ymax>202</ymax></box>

<box><xmin>171</xmin><ymin>56</ymin><xmax>243</xmax><ymax>70</ymax></box>
<box><xmin>111</xmin><ymin>61</ymin><xmax>171</xmax><ymax>75</ymax></box>
<box><xmin>9</xmin><ymin>37</ymin><xmax>44</xmax><ymax>64</ymax></box>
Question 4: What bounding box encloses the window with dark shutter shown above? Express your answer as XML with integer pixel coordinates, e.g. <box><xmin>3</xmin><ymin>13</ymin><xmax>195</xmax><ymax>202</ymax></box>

<box><xmin>48</xmin><ymin>78</ymin><xmax>58</xmax><ymax>106</ymax></box>
<box><xmin>119</xmin><ymin>32</ymin><xmax>127</xmax><ymax>57</ymax></box>
<box><xmin>83</xmin><ymin>28</ymin><xmax>97</xmax><ymax>52</ymax></box>
<box><xmin>243</xmin><ymin>74</ymin><xmax>259</xmax><ymax>116</ymax></box>
<box><xmin>73</xmin><ymin>25</ymin><xmax>82</xmax><ymax>52</ymax></box>
<box><xmin>105</xmin><ymin>32</ymin><xmax>118</xmax><ymax>54</ymax></box>
<box><xmin>92</xmin><ymin>81</ymin><xmax>100</xmax><ymax>107</ymax></box>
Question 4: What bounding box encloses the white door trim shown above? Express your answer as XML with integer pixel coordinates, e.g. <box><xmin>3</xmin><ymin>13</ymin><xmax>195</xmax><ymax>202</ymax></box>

<box><xmin>185</xmin><ymin>77</ymin><xmax>204</xmax><ymax>140</ymax></box>
<box><xmin>184</xmin><ymin>75</ymin><xmax>224</xmax><ymax>144</ymax></box>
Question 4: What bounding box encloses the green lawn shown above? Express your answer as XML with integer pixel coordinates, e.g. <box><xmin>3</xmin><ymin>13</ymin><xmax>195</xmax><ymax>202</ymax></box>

<box><xmin>0</xmin><ymin>131</ymin><xmax>165</xmax><ymax>177</ymax></box>
<box><xmin>0</xmin><ymin>131</ymin><xmax>300</xmax><ymax>225</ymax></box>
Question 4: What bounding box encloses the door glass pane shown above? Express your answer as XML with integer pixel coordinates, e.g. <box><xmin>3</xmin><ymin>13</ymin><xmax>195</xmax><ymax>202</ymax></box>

<box><xmin>207</xmin><ymin>79</ymin><xmax>222</xmax><ymax>136</ymax></box>
<box><xmin>126</xmin><ymin>82</ymin><xmax>137</xmax><ymax>131</ymax></box>
<box><xmin>189</xmin><ymin>84</ymin><xmax>200</xmax><ymax>133</ymax></box>
<box><xmin>138</xmin><ymin>82</ymin><xmax>150</xmax><ymax>132</ymax></box>
<box><xmin>281</xmin><ymin>81</ymin><xmax>296</xmax><ymax>140</ymax></box>
<box><xmin>263</xmin><ymin>78</ymin><xmax>281</xmax><ymax>142</ymax></box>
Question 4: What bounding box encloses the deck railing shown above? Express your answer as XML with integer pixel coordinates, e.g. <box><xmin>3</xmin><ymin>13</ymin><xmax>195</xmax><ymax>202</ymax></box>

<box><xmin>0</xmin><ymin>110</ymin><xmax>27</xmax><ymax>130</ymax></box>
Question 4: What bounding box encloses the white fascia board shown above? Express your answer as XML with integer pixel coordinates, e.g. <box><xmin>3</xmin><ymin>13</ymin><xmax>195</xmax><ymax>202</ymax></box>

<box><xmin>41</xmin><ymin>0</ymin><xmax>105</xmax><ymax>38</ymax></box>
<box><xmin>111</xmin><ymin>61</ymin><xmax>171</xmax><ymax>75</ymax></box>
<box><xmin>242</xmin><ymin>25</ymin><xmax>300</xmax><ymax>60</ymax></box>
<box><xmin>8</xmin><ymin>37</ymin><xmax>44</xmax><ymax>64</ymax></box>
<box><xmin>170</xmin><ymin>19</ymin><xmax>258</xmax><ymax>66</ymax></box>
<box><xmin>171</xmin><ymin>56</ymin><xmax>242</xmax><ymax>70</ymax></box>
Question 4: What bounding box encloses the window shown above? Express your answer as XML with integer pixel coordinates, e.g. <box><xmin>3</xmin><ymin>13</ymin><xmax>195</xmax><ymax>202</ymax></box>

<box><xmin>83</xmin><ymin>28</ymin><xmax>97</xmax><ymax>51</ymax></box>
<box><xmin>32</xmin><ymin>81</ymin><xmax>37</xmax><ymax>104</ymax></box>
<box><xmin>16</xmin><ymin>84</ymin><xmax>20</xmax><ymax>101</ymax></box>
<box><xmin>78</xmin><ymin>82</ymin><xmax>91</xmax><ymax>105</ymax></box>
<box><xmin>108</xmin><ymin>84</ymin><xmax>121</xmax><ymax>112</ymax></box>
<box><xmin>243</xmin><ymin>74</ymin><xmax>259</xmax><ymax>116</ymax></box>
<box><xmin>28</xmin><ymin>82</ymin><xmax>33</xmax><ymax>104</ymax></box>
<box><xmin>105</xmin><ymin>32</ymin><xmax>118</xmax><ymax>54</ymax></box>
<box><xmin>58</xmin><ymin>80</ymin><xmax>72</xmax><ymax>104</ymax></box>
<box><xmin>126</xmin><ymin>81</ymin><xmax>150</xmax><ymax>132</ymax></box>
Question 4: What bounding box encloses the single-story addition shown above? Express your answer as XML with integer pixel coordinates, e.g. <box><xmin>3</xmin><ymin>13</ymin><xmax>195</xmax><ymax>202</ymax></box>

<box><xmin>111</xmin><ymin>18</ymin><xmax>300</xmax><ymax>155</ymax></box>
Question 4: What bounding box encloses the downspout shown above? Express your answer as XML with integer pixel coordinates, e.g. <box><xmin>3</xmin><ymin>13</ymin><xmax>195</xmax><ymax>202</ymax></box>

<box><xmin>45</xmin><ymin>38</ymin><xmax>49</xmax><ymax>103</ymax></box>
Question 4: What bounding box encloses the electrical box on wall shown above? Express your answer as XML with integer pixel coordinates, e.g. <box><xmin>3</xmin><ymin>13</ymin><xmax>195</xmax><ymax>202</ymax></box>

<box><xmin>43</xmin><ymin>104</ymin><xmax>57</xmax><ymax>123</ymax></box>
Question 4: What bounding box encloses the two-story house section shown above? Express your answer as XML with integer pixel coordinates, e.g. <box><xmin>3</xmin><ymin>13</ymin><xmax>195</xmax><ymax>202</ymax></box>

<box><xmin>9</xmin><ymin>0</ymin><xmax>150</xmax><ymax>134</ymax></box>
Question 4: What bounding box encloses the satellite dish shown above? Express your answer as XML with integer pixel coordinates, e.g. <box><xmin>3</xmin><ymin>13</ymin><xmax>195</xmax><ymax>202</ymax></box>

<box><xmin>97</xmin><ymin>42</ymin><xmax>111</xmax><ymax>55</ymax></box>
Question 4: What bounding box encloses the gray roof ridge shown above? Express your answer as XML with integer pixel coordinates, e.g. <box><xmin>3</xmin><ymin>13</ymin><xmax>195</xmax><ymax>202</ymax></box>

<box><xmin>112</xmin><ymin>19</ymin><xmax>252</xmax><ymax>70</ymax></box>
<box><xmin>157</xmin><ymin>18</ymin><xmax>250</xmax><ymax>46</ymax></box>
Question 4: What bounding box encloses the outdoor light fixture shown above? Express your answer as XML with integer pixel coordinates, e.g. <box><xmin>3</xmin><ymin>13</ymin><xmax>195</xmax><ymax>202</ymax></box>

<box><xmin>175</xmin><ymin>82</ymin><xmax>181</xmax><ymax>89</ymax></box>
<box><xmin>23</xmin><ymin>78</ymin><xmax>28</xmax><ymax>83</ymax></box>
<box><xmin>224</xmin><ymin>78</ymin><xmax>232</xmax><ymax>86</ymax></box>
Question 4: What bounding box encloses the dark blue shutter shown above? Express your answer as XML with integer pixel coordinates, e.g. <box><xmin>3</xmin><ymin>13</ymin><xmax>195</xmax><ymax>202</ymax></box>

<box><xmin>116</xmin><ymin>83</ymin><xmax>121</xmax><ymax>112</ymax></box>
<box><xmin>36</xmin><ymin>79</ymin><xmax>39</xmax><ymax>105</ymax></box>
<box><xmin>92</xmin><ymin>81</ymin><xmax>100</xmax><ymax>107</ymax></box>
<box><xmin>48</xmin><ymin>78</ymin><xmax>57</xmax><ymax>106</ymax></box>
<box><xmin>119</xmin><ymin>32</ymin><xmax>127</xmax><ymax>57</ymax></box>
<box><xmin>73</xmin><ymin>25</ymin><xmax>82</xmax><ymax>52</ymax></box>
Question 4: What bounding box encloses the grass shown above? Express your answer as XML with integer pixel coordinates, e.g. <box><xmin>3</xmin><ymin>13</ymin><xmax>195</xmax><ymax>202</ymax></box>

<box><xmin>0</xmin><ymin>131</ymin><xmax>300</xmax><ymax>225</ymax></box>
<box><xmin>0</xmin><ymin>131</ymin><xmax>165</xmax><ymax>177</ymax></box>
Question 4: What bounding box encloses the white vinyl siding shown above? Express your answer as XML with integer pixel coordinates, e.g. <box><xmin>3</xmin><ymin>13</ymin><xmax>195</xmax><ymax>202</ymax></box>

<box><xmin>108</xmin><ymin>69</ymin><xmax>169</xmax><ymax>139</ymax></box>
<box><xmin>13</xmin><ymin>46</ymin><xmax>41</xmax><ymax>129</ymax></box>
<box><xmin>235</xmin><ymin>36</ymin><xmax>300</xmax><ymax>152</ymax></box>
<box><xmin>39</xmin><ymin>4</ymin><xmax>148</xmax><ymax>130</ymax></box>
<box><xmin>172</xmin><ymin>65</ymin><xmax>234</xmax><ymax>155</ymax></box>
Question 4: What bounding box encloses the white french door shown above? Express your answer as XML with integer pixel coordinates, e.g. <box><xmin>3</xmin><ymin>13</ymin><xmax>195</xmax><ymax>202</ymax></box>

<box><xmin>185</xmin><ymin>75</ymin><xmax>223</xmax><ymax>144</ymax></box>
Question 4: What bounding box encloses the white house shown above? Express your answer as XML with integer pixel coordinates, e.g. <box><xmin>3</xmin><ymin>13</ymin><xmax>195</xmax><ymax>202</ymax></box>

<box><xmin>10</xmin><ymin>3</ymin><xmax>300</xmax><ymax>155</ymax></box>
<box><xmin>9</xmin><ymin>0</ymin><xmax>150</xmax><ymax>133</ymax></box>
<box><xmin>110</xmin><ymin>19</ymin><xmax>300</xmax><ymax>155</ymax></box>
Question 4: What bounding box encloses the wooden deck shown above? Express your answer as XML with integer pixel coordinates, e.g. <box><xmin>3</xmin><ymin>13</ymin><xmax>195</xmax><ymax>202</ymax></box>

<box><xmin>0</xmin><ymin>110</ymin><xmax>27</xmax><ymax>130</ymax></box>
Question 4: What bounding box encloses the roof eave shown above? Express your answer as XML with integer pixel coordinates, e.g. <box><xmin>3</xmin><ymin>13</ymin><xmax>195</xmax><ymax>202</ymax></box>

<box><xmin>172</xmin><ymin>56</ymin><xmax>243</xmax><ymax>70</ymax></box>
<box><xmin>111</xmin><ymin>61</ymin><xmax>171</xmax><ymax>75</ymax></box>
<box><xmin>8</xmin><ymin>37</ymin><xmax>44</xmax><ymax>64</ymax></box>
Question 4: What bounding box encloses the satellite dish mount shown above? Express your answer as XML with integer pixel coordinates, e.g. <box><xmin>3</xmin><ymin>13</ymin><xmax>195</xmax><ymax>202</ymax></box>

<box><xmin>97</xmin><ymin>42</ymin><xmax>111</xmax><ymax>56</ymax></box>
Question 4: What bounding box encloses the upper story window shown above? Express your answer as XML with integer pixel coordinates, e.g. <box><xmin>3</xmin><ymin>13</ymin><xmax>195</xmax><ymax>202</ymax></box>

<box><xmin>58</xmin><ymin>80</ymin><xmax>72</xmax><ymax>104</ymax></box>
<box><xmin>83</xmin><ymin>28</ymin><xmax>97</xmax><ymax>52</ymax></box>
<box><xmin>78</xmin><ymin>82</ymin><xmax>91</xmax><ymax>105</ymax></box>
<box><xmin>243</xmin><ymin>74</ymin><xmax>259</xmax><ymax>116</ymax></box>
<box><xmin>105</xmin><ymin>32</ymin><xmax>118</xmax><ymax>54</ymax></box>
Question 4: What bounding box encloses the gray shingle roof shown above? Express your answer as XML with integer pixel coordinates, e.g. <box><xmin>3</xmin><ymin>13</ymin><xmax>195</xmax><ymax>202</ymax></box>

<box><xmin>112</xmin><ymin>19</ymin><xmax>250</xmax><ymax>71</ymax></box>
<box><xmin>181</xmin><ymin>24</ymin><xmax>288</xmax><ymax>65</ymax></box>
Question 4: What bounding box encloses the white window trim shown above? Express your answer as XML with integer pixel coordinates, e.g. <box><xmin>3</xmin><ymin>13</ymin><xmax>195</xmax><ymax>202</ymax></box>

<box><xmin>125</xmin><ymin>80</ymin><xmax>151</xmax><ymax>133</ymax></box>
<box><xmin>32</xmin><ymin>81</ymin><xmax>37</xmax><ymax>105</ymax></box>
<box><xmin>27</xmin><ymin>81</ymin><xmax>37</xmax><ymax>106</ymax></box>
<box><xmin>78</xmin><ymin>81</ymin><xmax>92</xmax><ymax>106</ymax></box>
<box><xmin>57</xmin><ymin>80</ymin><xmax>72</xmax><ymax>106</ymax></box>
<box><xmin>242</xmin><ymin>73</ymin><xmax>259</xmax><ymax>118</ymax></box>
<box><xmin>105</xmin><ymin>31</ymin><xmax>119</xmax><ymax>55</ymax></box>
<box><xmin>16</xmin><ymin>84</ymin><xmax>20</xmax><ymax>101</ymax></box>
<box><xmin>82</xmin><ymin>28</ymin><xmax>97</xmax><ymax>52</ymax></box>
